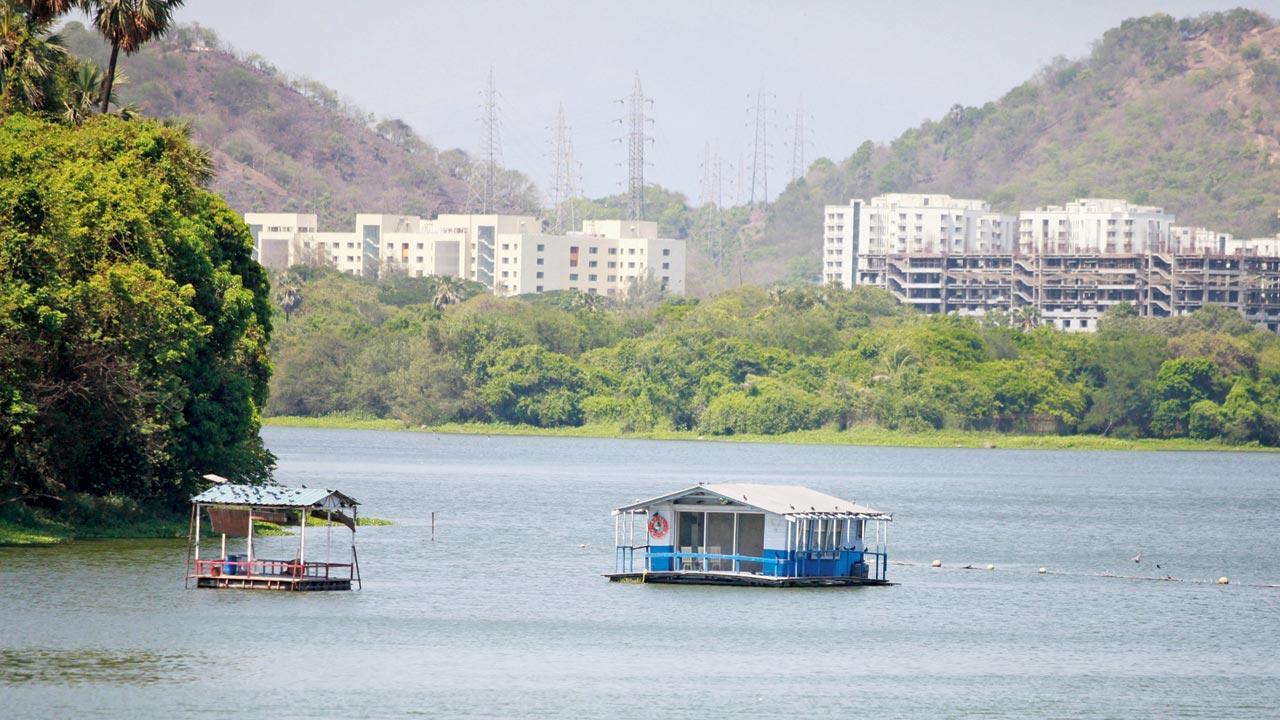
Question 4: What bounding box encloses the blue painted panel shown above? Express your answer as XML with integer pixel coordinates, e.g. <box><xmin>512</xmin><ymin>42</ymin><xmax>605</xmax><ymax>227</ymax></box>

<box><xmin>648</xmin><ymin>545</ymin><xmax>673</xmax><ymax>571</ymax></box>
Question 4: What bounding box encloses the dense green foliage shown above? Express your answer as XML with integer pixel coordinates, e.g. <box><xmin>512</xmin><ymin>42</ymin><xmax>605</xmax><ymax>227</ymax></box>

<box><xmin>0</xmin><ymin>113</ymin><xmax>275</xmax><ymax>510</ymax></box>
<box><xmin>754</xmin><ymin>9</ymin><xmax>1280</xmax><ymax>284</ymax></box>
<box><xmin>268</xmin><ymin>271</ymin><xmax>1280</xmax><ymax>446</ymax></box>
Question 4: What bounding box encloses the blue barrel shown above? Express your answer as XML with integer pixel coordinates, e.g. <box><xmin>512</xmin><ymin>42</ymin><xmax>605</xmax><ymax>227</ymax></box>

<box><xmin>225</xmin><ymin>554</ymin><xmax>239</xmax><ymax>575</ymax></box>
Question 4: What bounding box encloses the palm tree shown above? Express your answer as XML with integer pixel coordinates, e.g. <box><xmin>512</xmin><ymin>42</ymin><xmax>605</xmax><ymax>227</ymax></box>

<box><xmin>430</xmin><ymin>275</ymin><xmax>468</xmax><ymax>311</ymax></box>
<box><xmin>272</xmin><ymin>275</ymin><xmax>302</xmax><ymax>321</ymax></box>
<box><xmin>18</xmin><ymin>0</ymin><xmax>78</xmax><ymax>22</ymax></box>
<box><xmin>86</xmin><ymin>0</ymin><xmax>184</xmax><ymax>114</ymax></box>
<box><xmin>61</xmin><ymin>59</ymin><xmax>102</xmax><ymax>123</ymax></box>
<box><xmin>0</xmin><ymin>2</ymin><xmax>67</xmax><ymax>111</ymax></box>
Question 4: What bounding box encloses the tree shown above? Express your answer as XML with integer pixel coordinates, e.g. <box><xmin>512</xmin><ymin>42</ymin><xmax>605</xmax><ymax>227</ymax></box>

<box><xmin>475</xmin><ymin>345</ymin><xmax>587</xmax><ymax>426</ymax></box>
<box><xmin>86</xmin><ymin>0</ymin><xmax>184</xmax><ymax>114</ymax></box>
<box><xmin>272</xmin><ymin>272</ymin><xmax>302</xmax><ymax>321</ymax></box>
<box><xmin>1150</xmin><ymin>357</ymin><xmax>1225</xmax><ymax>437</ymax></box>
<box><xmin>431</xmin><ymin>275</ymin><xmax>469</xmax><ymax>311</ymax></box>
<box><xmin>60</xmin><ymin>58</ymin><xmax>102</xmax><ymax>123</ymax></box>
<box><xmin>16</xmin><ymin>0</ymin><xmax>78</xmax><ymax>22</ymax></box>
<box><xmin>0</xmin><ymin>113</ymin><xmax>273</xmax><ymax>509</ymax></box>
<box><xmin>0</xmin><ymin>1</ymin><xmax>67</xmax><ymax>112</ymax></box>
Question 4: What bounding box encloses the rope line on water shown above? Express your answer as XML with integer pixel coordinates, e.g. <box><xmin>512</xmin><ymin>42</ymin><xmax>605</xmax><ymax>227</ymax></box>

<box><xmin>893</xmin><ymin>559</ymin><xmax>1280</xmax><ymax>589</ymax></box>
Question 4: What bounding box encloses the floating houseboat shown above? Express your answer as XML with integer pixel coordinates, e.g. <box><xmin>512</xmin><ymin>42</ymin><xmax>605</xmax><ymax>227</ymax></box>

<box><xmin>186</xmin><ymin>480</ymin><xmax>362</xmax><ymax>591</ymax></box>
<box><xmin>608</xmin><ymin>483</ymin><xmax>892</xmax><ymax>587</ymax></box>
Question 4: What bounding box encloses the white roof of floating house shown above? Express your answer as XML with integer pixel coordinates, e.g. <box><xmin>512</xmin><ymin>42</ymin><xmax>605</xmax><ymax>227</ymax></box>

<box><xmin>613</xmin><ymin>483</ymin><xmax>891</xmax><ymax>520</ymax></box>
<box><xmin>191</xmin><ymin>484</ymin><xmax>358</xmax><ymax>509</ymax></box>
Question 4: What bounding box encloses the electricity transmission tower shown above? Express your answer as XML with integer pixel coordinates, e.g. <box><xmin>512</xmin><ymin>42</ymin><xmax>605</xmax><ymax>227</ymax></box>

<box><xmin>467</xmin><ymin>67</ymin><xmax>503</xmax><ymax>214</ymax></box>
<box><xmin>788</xmin><ymin>95</ymin><xmax>813</xmax><ymax>183</ymax></box>
<box><xmin>747</xmin><ymin>88</ymin><xmax>774</xmax><ymax>207</ymax></box>
<box><xmin>618</xmin><ymin>72</ymin><xmax>653</xmax><ymax>221</ymax></box>
<box><xmin>728</xmin><ymin>152</ymin><xmax>746</xmax><ymax>207</ymax></box>
<box><xmin>698</xmin><ymin>142</ymin><xmax>727</xmax><ymax>266</ymax></box>
<box><xmin>699</xmin><ymin>142</ymin><xmax>720</xmax><ymax>208</ymax></box>
<box><xmin>549</xmin><ymin>103</ymin><xmax>579</xmax><ymax>233</ymax></box>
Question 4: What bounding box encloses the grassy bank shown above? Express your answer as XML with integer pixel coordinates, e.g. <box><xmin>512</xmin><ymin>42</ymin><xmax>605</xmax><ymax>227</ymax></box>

<box><xmin>263</xmin><ymin>416</ymin><xmax>1273</xmax><ymax>452</ymax></box>
<box><xmin>0</xmin><ymin>512</ymin><xmax>188</xmax><ymax>547</ymax></box>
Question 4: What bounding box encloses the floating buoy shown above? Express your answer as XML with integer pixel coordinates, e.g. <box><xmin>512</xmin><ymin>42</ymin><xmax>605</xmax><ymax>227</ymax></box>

<box><xmin>986</xmin><ymin>564</ymin><xmax>995</xmax><ymax>571</ymax></box>
<box><xmin>1217</xmin><ymin>576</ymin><xmax>1230</xmax><ymax>585</ymax></box>
<box><xmin>931</xmin><ymin>559</ymin><xmax>942</xmax><ymax>568</ymax></box>
<box><xmin>1038</xmin><ymin>567</ymin><xmax>1047</xmax><ymax>574</ymax></box>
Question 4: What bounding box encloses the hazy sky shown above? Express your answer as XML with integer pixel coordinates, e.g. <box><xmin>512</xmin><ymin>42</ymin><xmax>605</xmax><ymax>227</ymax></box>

<box><xmin>167</xmin><ymin>0</ymin><xmax>1279</xmax><ymax>204</ymax></box>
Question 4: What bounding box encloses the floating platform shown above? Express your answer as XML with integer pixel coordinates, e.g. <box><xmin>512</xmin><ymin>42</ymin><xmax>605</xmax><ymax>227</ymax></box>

<box><xmin>605</xmin><ymin>571</ymin><xmax>893</xmax><ymax>587</ymax></box>
<box><xmin>194</xmin><ymin>573</ymin><xmax>352</xmax><ymax>591</ymax></box>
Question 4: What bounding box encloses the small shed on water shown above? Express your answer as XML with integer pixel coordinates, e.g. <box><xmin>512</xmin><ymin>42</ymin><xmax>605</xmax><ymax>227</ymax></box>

<box><xmin>608</xmin><ymin>483</ymin><xmax>892</xmax><ymax>587</ymax></box>
<box><xmin>186</xmin><ymin>481</ymin><xmax>361</xmax><ymax>591</ymax></box>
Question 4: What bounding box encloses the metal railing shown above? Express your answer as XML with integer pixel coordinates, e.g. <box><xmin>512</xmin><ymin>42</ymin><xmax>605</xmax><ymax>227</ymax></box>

<box><xmin>615</xmin><ymin>546</ymin><xmax>888</xmax><ymax>580</ymax></box>
<box><xmin>192</xmin><ymin>558</ymin><xmax>355</xmax><ymax>580</ymax></box>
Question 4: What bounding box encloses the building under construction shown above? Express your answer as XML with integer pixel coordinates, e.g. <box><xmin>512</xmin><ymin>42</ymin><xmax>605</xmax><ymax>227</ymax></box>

<box><xmin>825</xmin><ymin>195</ymin><xmax>1280</xmax><ymax>332</ymax></box>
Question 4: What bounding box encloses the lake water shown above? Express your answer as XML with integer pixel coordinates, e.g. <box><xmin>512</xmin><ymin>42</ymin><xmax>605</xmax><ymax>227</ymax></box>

<box><xmin>3</xmin><ymin>427</ymin><xmax>1279</xmax><ymax>718</ymax></box>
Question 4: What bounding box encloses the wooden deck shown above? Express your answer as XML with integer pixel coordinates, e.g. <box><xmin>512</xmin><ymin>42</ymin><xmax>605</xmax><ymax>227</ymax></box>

<box><xmin>194</xmin><ymin>573</ymin><xmax>352</xmax><ymax>591</ymax></box>
<box><xmin>605</xmin><ymin>571</ymin><xmax>892</xmax><ymax>587</ymax></box>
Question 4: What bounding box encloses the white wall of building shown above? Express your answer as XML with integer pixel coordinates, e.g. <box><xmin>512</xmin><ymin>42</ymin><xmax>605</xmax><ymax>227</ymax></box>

<box><xmin>243</xmin><ymin>210</ymin><xmax>687</xmax><ymax>298</ymax></box>
<box><xmin>1018</xmin><ymin>198</ymin><xmax>1174</xmax><ymax>254</ymax></box>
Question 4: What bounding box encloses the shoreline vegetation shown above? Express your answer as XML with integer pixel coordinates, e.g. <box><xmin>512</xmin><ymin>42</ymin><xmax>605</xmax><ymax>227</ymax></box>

<box><xmin>0</xmin><ymin>509</ymin><xmax>394</xmax><ymax>547</ymax></box>
<box><xmin>262</xmin><ymin>415</ymin><xmax>1275</xmax><ymax>453</ymax></box>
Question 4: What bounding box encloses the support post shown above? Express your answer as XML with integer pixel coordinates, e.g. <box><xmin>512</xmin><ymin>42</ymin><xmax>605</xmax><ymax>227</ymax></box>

<box><xmin>352</xmin><ymin>505</ymin><xmax>361</xmax><ymax>589</ymax></box>
<box><xmin>184</xmin><ymin>504</ymin><xmax>195</xmax><ymax>588</ymax></box>
<box><xmin>246</xmin><ymin>506</ymin><xmax>254</xmax><ymax>577</ymax></box>
<box><xmin>193</xmin><ymin>504</ymin><xmax>201</xmax><ymax>564</ymax></box>
<box><xmin>298</xmin><ymin>507</ymin><xmax>307</xmax><ymax>576</ymax></box>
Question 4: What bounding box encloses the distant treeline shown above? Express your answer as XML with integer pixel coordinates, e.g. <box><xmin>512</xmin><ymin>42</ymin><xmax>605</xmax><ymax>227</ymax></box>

<box><xmin>268</xmin><ymin>269</ymin><xmax>1280</xmax><ymax>446</ymax></box>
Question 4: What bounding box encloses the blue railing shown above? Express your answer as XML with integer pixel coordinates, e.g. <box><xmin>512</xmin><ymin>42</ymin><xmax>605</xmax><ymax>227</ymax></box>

<box><xmin>650</xmin><ymin>551</ymin><xmax>786</xmax><ymax>575</ymax></box>
<box><xmin>616</xmin><ymin>545</ymin><xmax>889</xmax><ymax>580</ymax></box>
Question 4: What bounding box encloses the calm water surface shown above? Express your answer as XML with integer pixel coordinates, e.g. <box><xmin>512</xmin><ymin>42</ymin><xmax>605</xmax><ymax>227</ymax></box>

<box><xmin>3</xmin><ymin>427</ymin><xmax>1279</xmax><ymax>718</ymax></box>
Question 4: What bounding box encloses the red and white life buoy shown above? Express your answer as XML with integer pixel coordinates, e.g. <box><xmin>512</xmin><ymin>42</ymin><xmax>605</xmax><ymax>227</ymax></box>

<box><xmin>647</xmin><ymin>513</ymin><xmax>669</xmax><ymax>539</ymax></box>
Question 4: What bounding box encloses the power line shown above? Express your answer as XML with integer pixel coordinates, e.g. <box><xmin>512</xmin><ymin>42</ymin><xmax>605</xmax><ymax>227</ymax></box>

<box><xmin>549</xmin><ymin>103</ymin><xmax>579</xmax><ymax>233</ymax></box>
<box><xmin>466</xmin><ymin>66</ymin><xmax>502</xmax><ymax>214</ymax></box>
<box><xmin>788</xmin><ymin>95</ymin><xmax>813</xmax><ymax>183</ymax></box>
<box><xmin>617</xmin><ymin>72</ymin><xmax>653</xmax><ymax>221</ymax></box>
<box><xmin>747</xmin><ymin>88</ymin><xmax>775</xmax><ymax>207</ymax></box>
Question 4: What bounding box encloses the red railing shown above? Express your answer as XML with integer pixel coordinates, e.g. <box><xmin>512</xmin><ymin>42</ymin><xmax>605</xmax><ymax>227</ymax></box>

<box><xmin>193</xmin><ymin>558</ymin><xmax>354</xmax><ymax>580</ymax></box>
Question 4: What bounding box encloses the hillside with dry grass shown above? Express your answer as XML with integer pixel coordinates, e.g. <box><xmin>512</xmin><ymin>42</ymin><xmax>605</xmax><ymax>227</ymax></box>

<box><xmin>744</xmin><ymin>9</ymin><xmax>1280</xmax><ymax>287</ymax></box>
<box><xmin>59</xmin><ymin>22</ymin><xmax>538</xmax><ymax>227</ymax></box>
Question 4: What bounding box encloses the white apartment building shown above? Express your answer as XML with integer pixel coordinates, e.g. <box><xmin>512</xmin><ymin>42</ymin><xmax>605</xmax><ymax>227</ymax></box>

<box><xmin>491</xmin><ymin>220</ymin><xmax>686</xmax><ymax>298</ymax></box>
<box><xmin>1018</xmin><ymin>198</ymin><xmax>1174</xmax><ymax>255</ymax></box>
<box><xmin>831</xmin><ymin>195</ymin><xmax>1280</xmax><ymax>332</ymax></box>
<box><xmin>245</xmin><ymin>211</ymin><xmax>686</xmax><ymax>299</ymax></box>
<box><xmin>824</xmin><ymin>194</ymin><xmax>1016</xmax><ymax>289</ymax></box>
<box><xmin>822</xmin><ymin>201</ymin><xmax>859</xmax><ymax>288</ymax></box>
<box><xmin>1169</xmin><ymin>226</ymin><xmax>1234</xmax><ymax>255</ymax></box>
<box><xmin>244</xmin><ymin>213</ymin><xmax>318</xmax><ymax>270</ymax></box>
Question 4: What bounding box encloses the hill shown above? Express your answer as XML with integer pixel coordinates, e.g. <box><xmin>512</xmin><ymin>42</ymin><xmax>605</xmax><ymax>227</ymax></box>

<box><xmin>746</xmin><ymin>9</ymin><xmax>1280</xmax><ymax>286</ymax></box>
<box><xmin>58</xmin><ymin>22</ymin><xmax>538</xmax><ymax>227</ymax></box>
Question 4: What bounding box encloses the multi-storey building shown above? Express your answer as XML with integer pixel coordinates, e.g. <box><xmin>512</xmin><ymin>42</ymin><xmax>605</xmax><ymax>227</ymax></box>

<box><xmin>822</xmin><ymin>201</ymin><xmax>859</xmax><ymax>288</ymax></box>
<box><xmin>837</xmin><ymin>196</ymin><xmax>1280</xmax><ymax>332</ymax></box>
<box><xmin>245</xmin><ymin>211</ymin><xmax>686</xmax><ymax>298</ymax></box>
<box><xmin>1018</xmin><ymin>198</ymin><xmax>1173</xmax><ymax>254</ymax></box>
<box><xmin>491</xmin><ymin>220</ymin><xmax>685</xmax><ymax>297</ymax></box>
<box><xmin>244</xmin><ymin>213</ymin><xmax>318</xmax><ymax>270</ymax></box>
